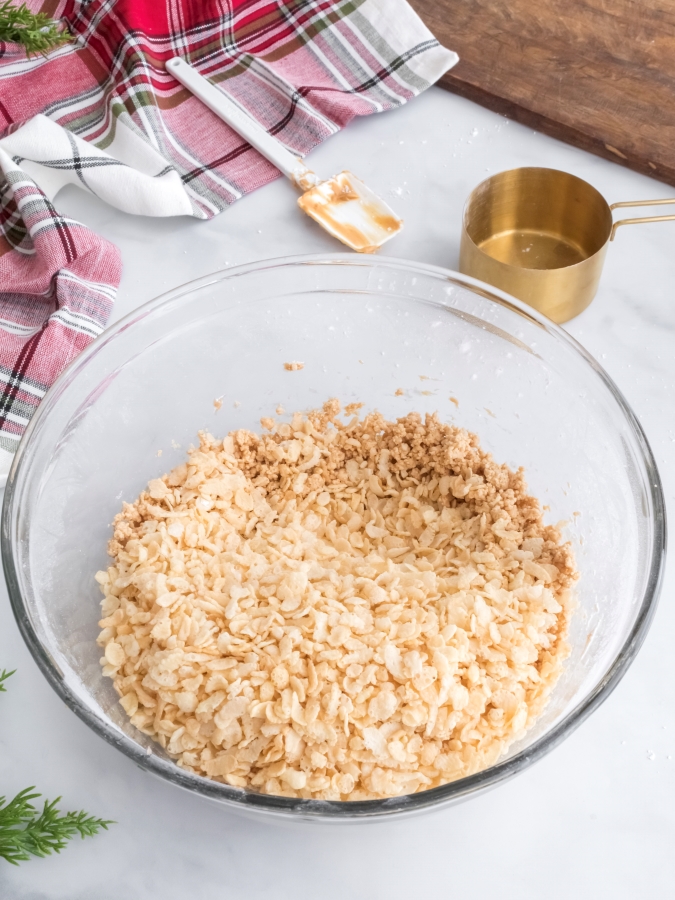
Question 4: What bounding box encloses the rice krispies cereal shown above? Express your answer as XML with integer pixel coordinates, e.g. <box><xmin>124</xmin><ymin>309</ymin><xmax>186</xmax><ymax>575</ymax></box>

<box><xmin>96</xmin><ymin>400</ymin><xmax>576</xmax><ymax>800</ymax></box>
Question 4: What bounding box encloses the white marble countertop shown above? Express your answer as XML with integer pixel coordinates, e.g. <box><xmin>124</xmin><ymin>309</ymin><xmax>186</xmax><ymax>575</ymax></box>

<box><xmin>1</xmin><ymin>86</ymin><xmax>673</xmax><ymax>899</ymax></box>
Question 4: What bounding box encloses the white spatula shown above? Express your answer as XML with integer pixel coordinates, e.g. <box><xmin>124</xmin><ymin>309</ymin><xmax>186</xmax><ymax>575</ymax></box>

<box><xmin>167</xmin><ymin>57</ymin><xmax>403</xmax><ymax>253</ymax></box>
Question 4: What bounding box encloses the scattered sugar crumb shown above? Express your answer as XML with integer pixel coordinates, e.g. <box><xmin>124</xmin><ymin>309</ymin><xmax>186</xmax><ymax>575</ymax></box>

<box><xmin>573</xmin><ymin>511</ymin><xmax>581</xmax><ymax>517</ymax></box>
<box><xmin>284</xmin><ymin>361</ymin><xmax>304</xmax><ymax>371</ymax></box>
<box><xmin>420</xmin><ymin>390</ymin><xmax>434</xmax><ymax>396</ymax></box>
<box><xmin>276</xmin><ymin>405</ymin><xmax>285</xmax><ymax>415</ymax></box>
<box><xmin>484</xmin><ymin>408</ymin><xmax>496</xmax><ymax>418</ymax></box>
<box><xmin>214</xmin><ymin>396</ymin><xmax>223</xmax><ymax>411</ymax></box>
<box><xmin>419</xmin><ymin>375</ymin><xmax>430</xmax><ymax>381</ymax></box>
<box><xmin>171</xmin><ymin>440</ymin><xmax>181</xmax><ymax>450</ymax></box>
<box><xmin>449</xmin><ymin>396</ymin><xmax>459</xmax><ymax>407</ymax></box>
<box><xmin>344</xmin><ymin>402</ymin><xmax>364</xmax><ymax>416</ymax></box>
<box><xmin>358</xmin><ymin>359</ymin><xmax>364</xmax><ymax>364</ymax></box>
<box><xmin>395</xmin><ymin>388</ymin><xmax>404</xmax><ymax>397</ymax></box>
<box><xmin>260</xmin><ymin>417</ymin><xmax>275</xmax><ymax>430</ymax></box>
<box><xmin>234</xmin><ymin>400</ymin><xmax>241</xmax><ymax>408</ymax></box>
<box><xmin>156</xmin><ymin>449</ymin><xmax>162</xmax><ymax>457</ymax></box>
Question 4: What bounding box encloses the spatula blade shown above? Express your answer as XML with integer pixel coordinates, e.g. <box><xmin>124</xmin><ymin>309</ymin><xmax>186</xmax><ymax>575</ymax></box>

<box><xmin>297</xmin><ymin>171</ymin><xmax>403</xmax><ymax>253</ymax></box>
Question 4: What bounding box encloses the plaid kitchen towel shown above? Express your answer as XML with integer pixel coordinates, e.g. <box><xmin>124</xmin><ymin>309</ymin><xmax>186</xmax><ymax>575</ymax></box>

<box><xmin>0</xmin><ymin>0</ymin><xmax>457</xmax><ymax>480</ymax></box>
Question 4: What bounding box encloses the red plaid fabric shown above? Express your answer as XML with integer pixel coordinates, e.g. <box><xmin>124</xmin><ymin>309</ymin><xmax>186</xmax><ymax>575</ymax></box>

<box><xmin>0</xmin><ymin>147</ymin><xmax>120</xmax><ymax>463</ymax></box>
<box><xmin>0</xmin><ymin>0</ymin><xmax>456</xmax><ymax>476</ymax></box>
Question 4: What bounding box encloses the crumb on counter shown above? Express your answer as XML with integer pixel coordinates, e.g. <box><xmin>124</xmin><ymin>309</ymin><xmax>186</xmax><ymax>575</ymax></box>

<box><xmin>156</xmin><ymin>449</ymin><xmax>162</xmax><ymax>457</ymax></box>
<box><xmin>484</xmin><ymin>408</ymin><xmax>495</xmax><ymax>418</ymax></box>
<box><xmin>97</xmin><ymin>400</ymin><xmax>576</xmax><ymax>802</ymax></box>
<box><xmin>344</xmin><ymin>402</ymin><xmax>364</xmax><ymax>416</ymax></box>
<box><xmin>276</xmin><ymin>405</ymin><xmax>285</xmax><ymax>415</ymax></box>
<box><xmin>419</xmin><ymin>375</ymin><xmax>430</xmax><ymax>381</ymax></box>
<box><xmin>395</xmin><ymin>388</ymin><xmax>404</xmax><ymax>396</ymax></box>
<box><xmin>260</xmin><ymin>417</ymin><xmax>275</xmax><ymax>430</ymax></box>
<box><xmin>449</xmin><ymin>397</ymin><xmax>459</xmax><ymax>407</ymax></box>
<box><xmin>284</xmin><ymin>361</ymin><xmax>304</xmax><ymax>371</ymax></box>
<box><xmin>214</xmin><ymin>396</ymin><xmax>223</xmax><ymax>411</ymax></box>
<box><xmin>234</xmin><ymin>400</ymin><xmax>241</xmax><ymax>408</ymax></box>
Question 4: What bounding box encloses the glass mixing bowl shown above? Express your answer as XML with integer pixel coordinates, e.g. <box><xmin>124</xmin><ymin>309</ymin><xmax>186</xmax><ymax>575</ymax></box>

<box><xmin>2</xmin><ymin>255</ymin><xmax>665</xmax><ymax>821</ymax></box>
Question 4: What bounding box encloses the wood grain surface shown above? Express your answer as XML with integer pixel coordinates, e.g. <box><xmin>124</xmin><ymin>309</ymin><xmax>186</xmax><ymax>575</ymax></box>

<box><xmin>409</xmin><ymin>0</ymin><xmax>675</xmax><ymax>187</ymax></box>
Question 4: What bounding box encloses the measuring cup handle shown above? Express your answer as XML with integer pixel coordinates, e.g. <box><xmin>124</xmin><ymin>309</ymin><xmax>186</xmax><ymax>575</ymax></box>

<box><xmin>609</xmin><ymin>198</ymin><xmax>675</xmax><ymax>240</ymax></box>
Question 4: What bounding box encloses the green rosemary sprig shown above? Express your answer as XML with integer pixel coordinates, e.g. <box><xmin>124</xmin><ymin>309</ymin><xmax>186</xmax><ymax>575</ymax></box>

<box><xmin>0</xmin><ymin>789</ymin><xmax>114</xmax><ymax>865</ymax></box>
<box><xmin>0</xmin><ymin>1</ymin><xmax>72</xmax><ymax>57</ymax></box>
<box><xmin>0</xmin><ymin>669</ymin><xmax>113</xmax><ymax>864</ymax></box>
<box><xmin>0</xmin><ymin>668</ymin><xmax>15</xmax><ymax>692</ymax></box>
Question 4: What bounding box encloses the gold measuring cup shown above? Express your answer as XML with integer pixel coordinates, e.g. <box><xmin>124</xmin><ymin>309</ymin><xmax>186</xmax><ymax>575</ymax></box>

<box><xmin>459</xmin><ymin>167</ymin><xmax>675</xmax><ymax>323</ymax></box>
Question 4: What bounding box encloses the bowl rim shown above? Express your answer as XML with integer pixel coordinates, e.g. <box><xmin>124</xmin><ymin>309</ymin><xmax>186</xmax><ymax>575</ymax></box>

<box><xmin>2</xmin><ymin>253</ymin><xmax>667</xmax><ymax>820</ymax></box>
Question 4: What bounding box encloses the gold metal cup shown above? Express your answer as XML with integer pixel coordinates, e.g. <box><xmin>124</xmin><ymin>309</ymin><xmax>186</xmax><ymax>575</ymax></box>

<box><xmin>459</xmin><ymin>167</ymin><xmax>675</xmax><ymax>323</ymax></box>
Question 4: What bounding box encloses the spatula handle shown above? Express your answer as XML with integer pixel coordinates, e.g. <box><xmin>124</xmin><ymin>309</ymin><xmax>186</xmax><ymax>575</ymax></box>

<box><xmin>167</xmin><ymin>57</ymin><xmax>313</xmax><ymax>185</ymax></box>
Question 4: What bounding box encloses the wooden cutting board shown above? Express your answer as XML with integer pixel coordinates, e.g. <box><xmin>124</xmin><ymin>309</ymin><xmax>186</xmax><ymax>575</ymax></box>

<box><xmin>408</xmin><ymin>0</ymin><xmax>675</xmax><ymax>187</ymax></box>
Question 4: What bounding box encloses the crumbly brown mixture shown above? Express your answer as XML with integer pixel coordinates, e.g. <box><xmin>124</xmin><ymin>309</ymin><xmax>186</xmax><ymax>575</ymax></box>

<box><xmin>96</xmin><ymin>401</ymin><xmax>575</xmax><ymax>800</ymax></box>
